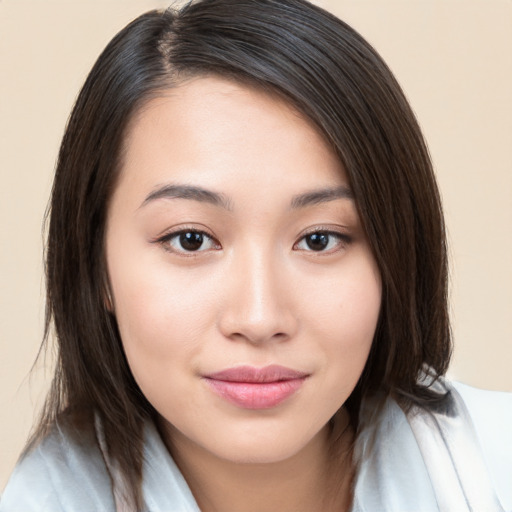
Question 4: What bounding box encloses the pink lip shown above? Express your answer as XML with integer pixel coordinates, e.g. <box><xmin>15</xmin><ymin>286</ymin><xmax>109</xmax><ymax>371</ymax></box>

<box><xmin>203</xmin><ymin>365</ymin><xmax>309</xmax><ymax>410</ymax></box>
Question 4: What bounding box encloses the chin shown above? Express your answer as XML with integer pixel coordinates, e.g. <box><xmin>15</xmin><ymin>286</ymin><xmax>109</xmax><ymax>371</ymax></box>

<box><xmin>200</xmin><ymin>421</ymin><xmax>328</xmax><ymax>466</ymax></box>
<box><xmin>212</xmin><ymin>441</ymin><xmax>306</xmax><ymax>465</ymax></box>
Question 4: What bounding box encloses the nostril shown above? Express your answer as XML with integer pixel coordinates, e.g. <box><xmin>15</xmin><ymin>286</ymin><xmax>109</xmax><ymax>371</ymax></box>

<box><xmin>224</xmin><ymin>329</ymin><xmax>291</xmax><ymax>345</ymax></box>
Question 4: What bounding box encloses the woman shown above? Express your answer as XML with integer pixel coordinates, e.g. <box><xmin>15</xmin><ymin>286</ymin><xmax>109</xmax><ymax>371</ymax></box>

<box><xmin>1</xmin><ymin>0</ymin><xmax>511</xmax><ymax>510</ymax></box>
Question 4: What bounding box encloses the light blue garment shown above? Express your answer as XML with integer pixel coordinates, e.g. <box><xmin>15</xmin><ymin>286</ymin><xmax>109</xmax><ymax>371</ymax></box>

<box><xmin>0</xmin><ymin>419</ymin><xmax>199</xmax><ymax>512</ymax></box>
<box><xmin>1</xmin><ymin>380</ymin><xmax>511</xmax><ymax>511</ymax></box>
<box><xmin>352</xmin><ymin>380</ymin><xmax>512</xmax><ymax>511</ymax></box>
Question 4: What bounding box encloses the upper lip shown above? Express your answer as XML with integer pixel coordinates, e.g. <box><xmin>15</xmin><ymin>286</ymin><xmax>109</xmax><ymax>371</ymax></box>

<box><xmin>204</xmin><ymin>365</ymin><xmax>309</xmax><ymax>383</ymax></box>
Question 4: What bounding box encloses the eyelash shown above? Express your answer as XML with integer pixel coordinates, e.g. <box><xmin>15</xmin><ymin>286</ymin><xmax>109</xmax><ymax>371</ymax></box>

<box><xmin>153</xmin><ymin>227</ymin><xmax>352</xmax><ymax>255</ymax></box>
<box><xmin>293</xmin><ymin>228</ymin><xmax>352</xmax><ymax>254</ymax></box>
<box><xmin>154</xmin><ymin>227</ymin><xmax>220</xmax><ymax>255</ymax></box>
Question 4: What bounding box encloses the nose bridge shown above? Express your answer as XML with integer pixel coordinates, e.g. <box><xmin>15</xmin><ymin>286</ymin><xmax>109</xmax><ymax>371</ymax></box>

<box><xmin>218</xmin><ymin>241</ymin><xmax>295</xmax><ymax>343</ymax></box>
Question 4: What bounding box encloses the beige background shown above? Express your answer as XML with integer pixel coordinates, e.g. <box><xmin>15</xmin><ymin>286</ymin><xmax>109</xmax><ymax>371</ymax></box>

<box><xmin>1</xmin><ymin>0</ymin><xmax>511</xmax><ymax>491</ymax></box>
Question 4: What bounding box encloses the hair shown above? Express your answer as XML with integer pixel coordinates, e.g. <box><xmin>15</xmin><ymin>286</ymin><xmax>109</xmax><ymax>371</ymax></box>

<box><xmin>32</xmin><ymin>0</ymin><xmax>451</xmax><ymax>507</ymax></box>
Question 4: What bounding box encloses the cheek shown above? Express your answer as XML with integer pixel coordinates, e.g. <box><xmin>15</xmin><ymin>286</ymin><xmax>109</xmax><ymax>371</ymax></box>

<box><xmin>302</xmin><ymin>255</ymin><xmax>381</xmax><ymax>382</ymax></box>
<box><xmin>108</xmin><ymin>250</ymin><xmax>219</xmax><ymax>374</ymax></box>
<box><xmin>306</xmin><ymin>260</ymin><xmax>381</xmax><ymax>342</ymax></box>
<box><xmin>109</xmin><ymin>265</ymin><xmax>220</xmax><ymax>416</ymax></box>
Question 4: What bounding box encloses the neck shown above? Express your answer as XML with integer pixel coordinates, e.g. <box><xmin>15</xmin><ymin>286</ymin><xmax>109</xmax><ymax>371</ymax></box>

<box><xmin>160</xmin><ymin>412</ymin><xmax>354</xmax><ymax>512</ymax></box>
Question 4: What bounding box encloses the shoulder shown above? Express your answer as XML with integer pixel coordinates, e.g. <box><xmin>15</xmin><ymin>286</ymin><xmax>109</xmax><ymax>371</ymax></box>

<box><xmin>452</xmin><ymin>379</ymin><xmax>512</xmax><ymax>434</ymax></box>
<box><xmin>0</xmin><ymin>420</ymin><xmax>116</xmax><ymax>512</ymax></box>
<box><xmin>451</xmin><ymin>381</ymin><xmax>512</xmax><ymax>508</ymax></box>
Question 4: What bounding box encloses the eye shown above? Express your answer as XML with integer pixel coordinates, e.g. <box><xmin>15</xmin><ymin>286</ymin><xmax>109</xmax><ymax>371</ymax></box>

<box><xmin>294</xmin><ymin>231</ymin><xmax>350</xmax><ymax>253</ymax></box>
<box><xmin>158</xmin><ymin>229</ymin><xmax>220</xmax><ymax>254</ymax></box>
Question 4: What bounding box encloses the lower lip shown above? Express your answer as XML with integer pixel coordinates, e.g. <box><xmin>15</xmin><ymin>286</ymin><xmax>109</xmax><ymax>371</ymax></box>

<box><xmin>204</xmin><ymin>378</ymin><xmax>306</xmax><ymax>409</ymax></box>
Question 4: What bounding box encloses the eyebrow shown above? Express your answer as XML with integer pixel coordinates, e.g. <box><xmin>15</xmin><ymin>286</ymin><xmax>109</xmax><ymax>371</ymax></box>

<box><xmin>141</xmin><ymin>184</ymin><xmax>233</xmax><ymax>210</ymax></box>
<box><xmin>140</xmin><ymin>183</ymin><xmax>353</xmax><ymax>210</ymax></box>
<box><xmin>290</xmin><ymin>185</ymin><xmax>353</xmax><ymax>209</ymax></box>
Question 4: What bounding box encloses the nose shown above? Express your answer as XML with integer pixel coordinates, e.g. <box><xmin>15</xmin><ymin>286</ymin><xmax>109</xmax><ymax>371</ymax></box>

<box><xmin>217</xmin><ymin>248</ymin><xmax>298</xmax><ymax>344</ymax></box>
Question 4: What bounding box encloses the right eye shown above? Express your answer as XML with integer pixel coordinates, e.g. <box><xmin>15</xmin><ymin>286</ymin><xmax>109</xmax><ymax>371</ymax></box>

<box><xmin>158</xmin><ymin>229</ymin><xmax>220</xmax><ymax>254</ymax></box>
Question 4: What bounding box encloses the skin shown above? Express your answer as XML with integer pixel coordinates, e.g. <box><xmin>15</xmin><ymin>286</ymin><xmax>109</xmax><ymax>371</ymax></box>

<box><xmin>106</xmin><ymin>76</ymin><xmax>382</xmax><ymax>512</ymax></box>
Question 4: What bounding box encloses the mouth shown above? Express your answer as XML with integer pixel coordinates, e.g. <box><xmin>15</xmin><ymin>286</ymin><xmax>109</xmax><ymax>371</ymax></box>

<box><xmin>202</xmin><ymin>365</ymin><xmax>309</xmax><ymax>410</ymax></box>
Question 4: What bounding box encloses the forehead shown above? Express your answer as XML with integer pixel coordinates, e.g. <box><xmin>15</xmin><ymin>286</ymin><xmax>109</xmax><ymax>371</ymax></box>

<box><xmin>116</xmin><ymin>75</ymin><xmax>348</xmax><ymax>203</ymax></box>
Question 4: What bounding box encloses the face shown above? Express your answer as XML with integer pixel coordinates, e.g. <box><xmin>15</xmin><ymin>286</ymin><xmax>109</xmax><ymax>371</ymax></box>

<box><xmin>106</xmin><ymin>76</ymin><xmax>381</xmax><ymax>465</ymax></box>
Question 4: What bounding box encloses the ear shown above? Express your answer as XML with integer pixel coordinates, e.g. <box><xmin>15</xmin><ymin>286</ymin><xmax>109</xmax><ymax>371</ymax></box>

<box><xmin>103</xmin><ymin>281</ymin><xmax>115</xmax><ymax>313</ymax></box>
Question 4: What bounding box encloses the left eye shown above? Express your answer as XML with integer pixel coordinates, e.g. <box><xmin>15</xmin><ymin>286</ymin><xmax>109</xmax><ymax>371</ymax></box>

<box><xmin>162</xmin><ymin>230</ymin><xmax>219</xmax><ymax>253</ymax></box>
<box><xmin>295</xmin><ymin>231</ymin><xmax>347</xmax><ymax>252</ymax></box>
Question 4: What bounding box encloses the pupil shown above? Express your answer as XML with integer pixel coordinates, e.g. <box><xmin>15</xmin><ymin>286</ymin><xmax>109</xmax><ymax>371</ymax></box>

<box><xmin>180</xmin><ymin>232</ymin><xmax>203</xmax><ymax>251</ymax></box>
<box><xmin>306</xmin><ymin>233</ymin><xmax>329</xmax><ymax>251</ymax></box>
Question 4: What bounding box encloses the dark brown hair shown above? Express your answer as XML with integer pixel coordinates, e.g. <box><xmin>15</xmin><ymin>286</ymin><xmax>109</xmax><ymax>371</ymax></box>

<box><xmin>34</xmin><ymin>0</ymin><xmax>451</xmax><ymax>507</ymax></box>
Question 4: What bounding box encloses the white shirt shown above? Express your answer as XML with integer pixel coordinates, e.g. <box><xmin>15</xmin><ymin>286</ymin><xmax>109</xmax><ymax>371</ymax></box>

<box><xmin>1</xmin><ymin>380</ymin><xmax>511</xmax><ymax>511</ymax></box>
